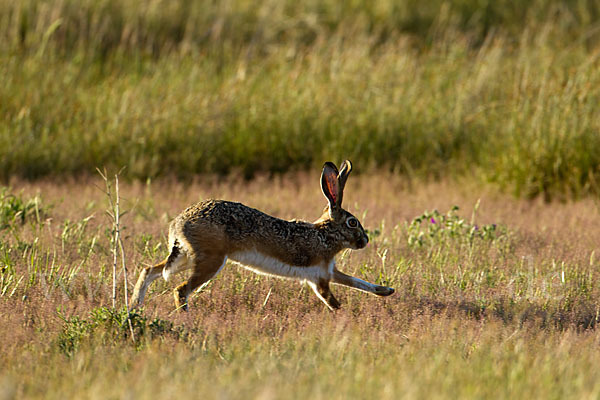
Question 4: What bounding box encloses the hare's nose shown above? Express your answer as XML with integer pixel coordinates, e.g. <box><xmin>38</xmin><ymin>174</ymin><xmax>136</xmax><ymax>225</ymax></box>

<box><xmin>359</xmin><ymin>233</ymin><xmax>369</xmax><ymax>248</ymax></box>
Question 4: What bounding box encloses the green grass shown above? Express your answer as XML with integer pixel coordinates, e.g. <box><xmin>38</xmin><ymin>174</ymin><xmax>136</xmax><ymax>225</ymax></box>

<box><xmin>2</xmin><ymin>177</ymin><xmax>600</xmax><ymax>398</ymax></box>
<box><xmin>1</xmin><ymin>0</ymin><xmax>600</xmax><ymax>199</ymax></box>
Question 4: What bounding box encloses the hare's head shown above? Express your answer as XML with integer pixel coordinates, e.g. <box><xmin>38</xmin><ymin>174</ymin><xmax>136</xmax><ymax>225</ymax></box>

<box><xmin>317</xmin><ymin>160</ymin><xmax>369</xmax><ymax>250</ymax></box>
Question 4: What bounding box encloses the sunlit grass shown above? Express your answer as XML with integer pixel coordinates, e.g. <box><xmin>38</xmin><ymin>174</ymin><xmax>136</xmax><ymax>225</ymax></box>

<box><xmin>1</xmin><ymin>0</ymin><xmax>600</xmax><ymax>199</ymax></box>
<box><xmin>3</xmin><ymin>2</ymin><xmax>600</xmax><ymax>396</ymax></box>
<box><xmin>2</xmin><ymin>176</ymin><xmax>600</xmax><ymax>398</ymax></box>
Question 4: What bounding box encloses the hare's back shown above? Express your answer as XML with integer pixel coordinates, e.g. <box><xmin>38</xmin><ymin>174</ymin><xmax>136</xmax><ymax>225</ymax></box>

<box><xmin>168</xmin><ymin>199</ymin><xmax>281</xmax><ymax>248</ymax></box>
<box><xmin>168</xmin><ymin>200</ymin><xmax>326</xmax><ymax>265</ymax></box>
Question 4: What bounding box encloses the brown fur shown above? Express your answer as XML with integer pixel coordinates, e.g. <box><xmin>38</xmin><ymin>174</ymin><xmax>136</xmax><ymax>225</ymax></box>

<box><xmin>130</xmin><ymin>161</ymin><xmax>395</xmax><ymax>311</ymax></box>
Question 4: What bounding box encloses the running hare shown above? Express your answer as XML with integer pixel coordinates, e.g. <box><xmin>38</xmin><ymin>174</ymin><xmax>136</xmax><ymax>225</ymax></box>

<box><xmin>130</xmin><ymin>160</ymin><xmax>395</xmax><ymax>311</ymax></box>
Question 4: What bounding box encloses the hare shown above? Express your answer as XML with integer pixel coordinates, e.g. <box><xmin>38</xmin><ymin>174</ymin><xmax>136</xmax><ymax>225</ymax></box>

<box><xmin>130</xmin><ymin>160</ymin><xmax>395</xmax><ymax>311</ymax></box>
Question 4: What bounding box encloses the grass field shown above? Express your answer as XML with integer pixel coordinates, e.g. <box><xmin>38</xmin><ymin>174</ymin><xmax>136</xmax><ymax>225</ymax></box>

<box><xmin>2</xmin><ymin>0</ymin><xmax>600</xmax><ymax>198</ymax></box>
<box><xmin>3</xmin><ymin>1</ymin><xmax>600</xmax><ymax>398</ymax></box>
<box><xmin>2</xmin><ymin>175</ymin><xmax>600</xmax><ymax>399</ymax></box>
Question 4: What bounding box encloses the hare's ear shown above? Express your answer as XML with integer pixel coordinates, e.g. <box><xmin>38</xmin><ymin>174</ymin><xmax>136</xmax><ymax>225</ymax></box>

<box><xmin>337</xmin><ymin>160</ymin><xmax>352</xmax><ymax>193</ymax></box>
<box><xmin>321</xmin><ymin>162</ymin><xmax>341</xmax><ymax>210</ymax></box>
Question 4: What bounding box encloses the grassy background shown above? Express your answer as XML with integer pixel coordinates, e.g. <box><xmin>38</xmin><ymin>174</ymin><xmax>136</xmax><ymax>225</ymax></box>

<box><xmin>3</xmin><ymin>176</ymin><xmax>600</xmax><ymax>398</ymax></box>
<box><xmin>4</xmin><ymin>4</ymin><xmax>600</xmax><ymax>395</ymax></box>
<box><xmin>2</xmin><ymin>0</ymin><xmax>600</xmax><ymax>199</ymax></box>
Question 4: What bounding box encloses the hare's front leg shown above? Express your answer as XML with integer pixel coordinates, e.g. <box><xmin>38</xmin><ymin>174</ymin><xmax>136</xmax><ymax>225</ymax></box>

<box><xmin>308</xmin><ymin>280</ymin><xmax>341</xmax><ymax>310</ymax></box>
<box><xmin>174</xmin><ymin>254</ymin><xmax>227</xmax><ymax>311</ymax></box>
<box><xmin>332</xmin><ymin>269</ymin><xmax>395</xmax><ymax>296</ymax></box>
<box><xmin>131</xmin><ymin>259</ymin><xmax>167</xmax><ymax>309</ymax></box>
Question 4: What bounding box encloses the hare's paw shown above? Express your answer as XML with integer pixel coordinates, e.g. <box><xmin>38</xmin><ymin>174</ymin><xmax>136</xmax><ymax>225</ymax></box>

<box><xmin>174</xmin><ymin>285</ymin><xmax>189</xmax><ymax>312</ymax></box>
<box><xmin>374</xmin><ymin>285</ymin><xmax>395</xmax><ymax>297</ymax></box>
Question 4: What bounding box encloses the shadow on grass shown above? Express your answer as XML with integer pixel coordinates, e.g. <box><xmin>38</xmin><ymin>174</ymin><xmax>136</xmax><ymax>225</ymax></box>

<box><xmin>410</xmin><ymin>295</ymin><xmax>599</xmax><ymax>331</ymax></box>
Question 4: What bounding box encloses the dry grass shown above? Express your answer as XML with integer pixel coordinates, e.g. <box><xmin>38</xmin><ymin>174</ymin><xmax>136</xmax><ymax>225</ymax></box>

<box><xmin>1</xmin><ymin>174</ymin><xmax>600</xmax><ymax>398</ymax></box>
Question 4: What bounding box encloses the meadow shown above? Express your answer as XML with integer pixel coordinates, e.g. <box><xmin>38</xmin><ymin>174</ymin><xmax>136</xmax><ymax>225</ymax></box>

<box><xmin>2</xmin><ymin>176</ymin><xmax>600</xmax><ymax>399</ymax></box>
<box><xmin>2</xmin><ymin>0</ymin><xmax>600</xmax><ymax>198</ymax></box>
<box><xmin>3</xmin><ymin>0</ymin><xmax>600</xmax><ymax>398</ymax></box>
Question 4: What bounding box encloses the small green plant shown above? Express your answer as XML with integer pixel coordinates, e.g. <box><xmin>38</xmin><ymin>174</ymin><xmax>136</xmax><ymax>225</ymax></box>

<box><xmin>57</xmin><ymin>307</ymin><xmax>174</xmax><ymax>356</ymax></box>
<box><xmin>0</xmin><ymin>240</ymin><xmax>22</xmax><ymax>298</ymax></box>
<box><xmin>57</xmin><ymin>313</ymin><xmax>92</xmax><ymax>357</ymax></box>
<box><xmin>407</xmin><ymin>205</ymin><xmax>503</xmax><ymax>248</ymax></box>
<box><xmin>0</xmin><ymin>188</ymin><xmax>44</xmax><ymax>229</ymax></box>
<box><xmin>136</xmin><ymin>233</ymin><xmax>164</xmax><ymax>261</ymax></box>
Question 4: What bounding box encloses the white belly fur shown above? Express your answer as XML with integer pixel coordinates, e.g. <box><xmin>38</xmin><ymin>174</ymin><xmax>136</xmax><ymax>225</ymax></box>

<box><xmin>229</xmin><ymin>249</ymin><xmax>331</xmax><ymax>282</ymax></box>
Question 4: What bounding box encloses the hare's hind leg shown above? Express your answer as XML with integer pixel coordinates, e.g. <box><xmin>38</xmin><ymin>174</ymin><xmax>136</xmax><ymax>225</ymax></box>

<box><xmin>130</xmin><ymin>259</ymin><xmax>167</xmax><ymax>309</ymax></box>
<box><xmin>332</xmin><ymin>269</ymin><xmax>395</xmax><ymax>296</ymax></box>
<box><xmin>308</xmin><ymin>280</ymin><xmax>341</xmax><ymax>311</ymax></box>
<box><xmin>174</xmin><ymin>254</ymin><xmax>227</xmax><ymax>311</ymax></box>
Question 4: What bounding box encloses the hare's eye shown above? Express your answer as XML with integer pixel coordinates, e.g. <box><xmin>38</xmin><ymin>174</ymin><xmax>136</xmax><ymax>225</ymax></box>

<box><xmin>346</xmin><ymin>217</ymin><xmax>359</xmax><ymax>228</ymax></box>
